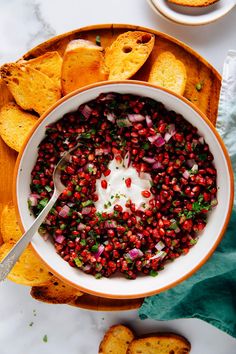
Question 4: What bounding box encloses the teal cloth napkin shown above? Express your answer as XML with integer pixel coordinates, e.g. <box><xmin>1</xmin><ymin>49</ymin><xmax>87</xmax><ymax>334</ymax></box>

<box><xmin>139</xmin><ymin>51</ymin><xmax>236</xmax><ymax>338</ymax></box>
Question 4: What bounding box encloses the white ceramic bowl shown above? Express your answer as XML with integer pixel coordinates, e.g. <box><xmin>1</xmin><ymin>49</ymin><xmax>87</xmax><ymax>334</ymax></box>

<box><xmin>147</xmin><ymin>0</ymin><xmax>236</xmax><ymax>26</ymax></box>
<box><xmin>15</xmin><ymin>81</ymin><xmax>234</xmax><ymax>299</ymax></box>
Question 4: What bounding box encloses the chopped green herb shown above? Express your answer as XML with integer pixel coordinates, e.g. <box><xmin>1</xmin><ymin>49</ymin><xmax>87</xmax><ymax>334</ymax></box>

<box><xmin>198</xmin><ymin>153</ymin><xmax>207</xmax><ymax>161</ymax></box>
<box><xmin>39</xmin><ymin>198</ymin><xmax>48</xmax><ymax>207</ymax></box>
<box><xmin>75</xmin><ymin>185</ymin><xmax>82</xmax><ymax>192</ymax></box>
<box><xmin>80</xmin><ymin>239</ymin><xmax>87</xmax><ymax>246</ymax></box>
<box><xmin>95</xmin><ymin>273</ymin><xmax>102</xmax><ymax>279</ymax></box>
<box><xmin>190</xmin><ymin>238</ymin><xmax>198</xmax><ymax>245</ymax></box>
<box><xmin>82</xmin><ymin>200</ymin><xmax>93</xmax><ymax>207</ymax></box>
<box><xmin>91</xmin><ymin>243</ymin><xmax>99</xmax><ymax>252</ymax></box>
<box><xmin>60</xmin><ymin>223</ymin><xmax>67</xmax><ymax>230</ymax></box>
<box><xmin>43</xmin><ymin>335</ymin><xmax>48</xmax><ymax>343</ymax></box>
<box><xmin>150</xmin><ymin>270</ymin><xmax>158</xmax><ymax>277</ymax></box>
<box><xmin>29</xmin><ymin>322</ymin><xmax>34</xmax><ymax>327</ymax></box>
<box><xmin>74</xmin><ymin>257</ymin><xmax>83</xmax><ymax>267</ymax></box>
<box><xmin>45</xmin><ymin>185</ymin><xmax>52</xmax><ymax>192</ymax></box>
<box><xmin>142</xmin><ymin>142</ymin><xmax>150</xmax><ymax>150</ymax></box>
<box><xmin>95</xmin><ymin>35</ymin><xmax>101</xmax><ymax>46</ymax></box>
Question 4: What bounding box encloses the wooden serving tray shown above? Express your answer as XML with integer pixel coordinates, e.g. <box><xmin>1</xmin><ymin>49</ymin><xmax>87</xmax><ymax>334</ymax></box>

<box><xmin>0</xmin><ymin>24</ymin><xmax>221</xmax><ymax>311</ymax></box>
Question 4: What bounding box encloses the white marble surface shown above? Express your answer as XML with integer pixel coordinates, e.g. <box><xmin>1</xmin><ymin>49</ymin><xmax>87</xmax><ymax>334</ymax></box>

<box><xmin>0</xmin><ymin>0</ymin><xmax>236</xmax><ymax>353</ymax></box>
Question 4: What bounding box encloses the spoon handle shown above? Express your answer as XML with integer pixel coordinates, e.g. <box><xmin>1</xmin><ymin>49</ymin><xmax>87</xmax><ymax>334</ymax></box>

<box><xmin>0</xmin><ymin>190</ymin><xmax>60</xmax><ymax>282</ymax></box>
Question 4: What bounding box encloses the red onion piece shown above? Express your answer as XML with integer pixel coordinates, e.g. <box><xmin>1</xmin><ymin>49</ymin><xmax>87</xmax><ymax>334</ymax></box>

<box><xmin>148</xmin><ymin>134</ymin><xmax>160</xmax><ymax>143</ymax></box>
<box><xmin>123</xmin><ymin>151</ymin><xmax>131</xmax><ymax>168</ymax></box>
<box><xmin>187</xmin><ymin>159</ymin><xmax>196</xmax><ymax>168</ymax></box>
<box><xmin>104</xmin><ymin>220</ymin><xmax>117</xmax><ymax>228</ymax></box>
<box><xmin>117</xmin><ymin>118</ymin><xmax>132</xmax><ymax>127</ymax></box>
<box><xmin>80</xmin><ymin>104</ymin><xmax>92</xmax><ymax>119</ymax></box>
<box><xmin>145</xmin><ymin>115</ymin><xmax>153</xmax><ymax>127</ymax></box>
<box><xmin>77</xmin><ymin>223</ymin><xmax>86</xmax><ymax>231</ymax></box>
<box><xmin>154</xmin><ymin>136</ymin><xmax>165</xmax><ymax>147</ymax></box>
<box><xmin>81</xmin><ymin>207</ymin><xmax>92</xmax><ymax>215</ymax></box>
<box><xmin>106</xmin><ymin>112</ymin><xmax>116</xmax><ymax>123</ymax></box>
<box><xmin>191</xmin><ymin>164</ymin><xmax>198</xmax><ymax>173</ymax></box>
<box><xmin>150</xmin><ymin>251</ymin><xmax>167</xmax><ymax>260</ymax></box>
<box><xmin>164</xmin><ymin>132</ymin><xmax>172</xmax><ymax>142</ymax></box>
<box><xmin>127</xmin><ymin>114</ymin><xmax>145</xmax><ymax>123</ymax></box>
<box><xmin>128</xmin><ymin>248</ymin><xmax>144</xmax><ymax>260</ymax></box>
<box><xmin>199</xmin><ymin>136</ymin><xmax>205</xmax><ymax>144</ymax></box>
<box><xmin>42</xmin><ymin>232</ymin><xmax>50</xmax><ymax>241</ymax></box>
<box><xmin>82</xmin><ymin>264</ymin><xmax>92</xmax><ymax>272</ymax></box>
<box><xmin>99</xmin><ymin>93</ymin><xmax>116</xmax><ymax>101</ymax></box>
<box><xmin>55</xmin><ymin>235</ymin><xmax>65</xmax><ymax>244</ymax></box>
<box><xmin>152</xmin><ymin>162</ymin><xmax>164</xmax><ymax>170</ymax></box>
<box><xmin>155</xmin><ymin>241</ymin><xmax>165</xmax><ymax>251</ymax></box>
<box><xmin>183</xmin><ymin>170</ymin><xmax>190</xmax><ymax>179</ymax></box>
<box><xmin>58</xmin><ymin>205</ymin><xmax>70</xmax><ymax>218</ymax></box>
<box><xmin>143</xmin><ymin>156</ymin><xmax>156</xmax><ymax>164</ymax></box>
<box><xmin>168</xmin><ymin>124</ymin><xmax>176</xmax><ymax>135</ymax></box>
<box><xmin>28</xmin><ymin>195</ymin><xmax>38</xmax><ymax>207</ymax></box>
<box><xmin>95</xmin><ymin>148</ymin><xmax>110</xmax><ymax>156</ymax></box>
<box><xmin>94</xmin><ymin>245</ymin><xmax>105</xmax><ymax>259</ymax></box>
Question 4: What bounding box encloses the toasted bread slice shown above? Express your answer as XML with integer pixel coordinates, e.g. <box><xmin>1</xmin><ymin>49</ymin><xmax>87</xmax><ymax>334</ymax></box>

<box><xmin>0</xmin><ymin>63</ymin><xmax>61</xmax><ymax>115</ymax></box>
<box><xmin>31</xmin><ymin>276</ymin><xmax>83</xmax><ymax>304</ymax></box>
<box><xmin>61</xmin><ymin>39</ymin><xmax>108</xmax><ymax>95</ymax></box>
<box><xmin>1</xmin><ymin>202</ymin><xmax>22</xmax><ymax>242</ymax></box>
<box><xmin>148</xmin><ymin>51</ymin><xmax>187</xmax><ymax>95</ymax></box>
<box><xmin>105</xmin><ymin>31</ymin><xmax>155</xmax><ymax>80</ymax></box>
<box><xmin>168</xmin><ymin>0</ymin><xmax>218</xmax><ymax>6</ymax></box>
<box><xmin>127</xmin><ymin>333</ymin><xmax>191</xmax><ymax>354</ymax></box>
<box><xmin>23</xmin><ymin>51</ymin><xmax>62</xmax><ymax>88</ymax></box>
<box><xmin>99</xmin><ymin>324</ymin><xmax>135</xmax><ymax>354</ymax></box>
<box><xmin>0</xmin><ymin>241</ymin><xmax>52</xmax><ymax>286</ymax></box>
<box><xmin>0</xmin><ymin>103</ymin><xmax>37</xmax><ymax>151</ymax></box>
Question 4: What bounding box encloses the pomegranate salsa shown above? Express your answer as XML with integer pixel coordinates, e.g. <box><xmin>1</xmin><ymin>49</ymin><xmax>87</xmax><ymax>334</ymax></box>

<box><xmin>29</xmin><ymin>93</ymin><xmax>217</xmax><ymax>279</ymax></box>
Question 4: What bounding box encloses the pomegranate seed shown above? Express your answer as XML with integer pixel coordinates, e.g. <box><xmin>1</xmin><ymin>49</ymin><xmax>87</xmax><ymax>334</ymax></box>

<box><xmin>142</xmin><ymin>190</ymin><xmax>151</xmax><ymax>198</ymax></box>
<box><xmin>101</xmin><ymin>180</ymin><xmax>107</xmax><ymax>189</ymax></box>
<box><xmin>104</xmin><ymin>169</ymin><xmax>111</xmax><ymax>176</ymax></box>
<box><xmin>125</xmin><ymin>178</ymin><xmax>131</xmax><ymax>188</ymax></box>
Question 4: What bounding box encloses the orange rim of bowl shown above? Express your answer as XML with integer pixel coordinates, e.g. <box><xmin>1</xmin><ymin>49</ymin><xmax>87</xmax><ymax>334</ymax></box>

<box><xmin>13</xmin><ymin>80</ymin><xmax>234</xmax><ymax>299</ymax></box>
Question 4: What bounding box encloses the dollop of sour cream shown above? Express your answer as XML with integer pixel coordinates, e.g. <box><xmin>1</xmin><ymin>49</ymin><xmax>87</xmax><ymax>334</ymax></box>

<box><xmin>95</xmin><ymin>158</ymin><xmax>152</xmax><ymax>213</ymax></box>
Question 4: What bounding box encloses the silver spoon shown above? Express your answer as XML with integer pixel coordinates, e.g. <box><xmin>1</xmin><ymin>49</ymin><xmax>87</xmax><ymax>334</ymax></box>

<box><xmin>0</xmin><ymin>143</ymin><xmax>81</xmax><ymax>282</ymax></box>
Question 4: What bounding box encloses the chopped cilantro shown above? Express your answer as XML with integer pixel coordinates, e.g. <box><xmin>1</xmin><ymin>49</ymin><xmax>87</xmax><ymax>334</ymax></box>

<box><xmin>190</xmin><ymin>238</ymin><xmax>198</xmax><ymax>245</ymax></box>
<box><xmin>198</xmin><ymin>153</ymin><xmax>207</xmax><ymax>161</ymax></box>
<box><xmin>95</xmin><ymin>35</ymin><xmax>101</xmax><ymax>46</ymax></box>
<box><xmin>150</xmin><ymin>270</ymin><xmax>158</xmax><ymax>277</ymax></box>
<box><xmin>82</xmin><ymin>200</ymin><xmax>93</xmax><ymax>207</ymax></box>
<box><xmin>95</xmin><ymin>273</ymin><xmax>102</xmax><ymax>279</ymax></box>
<box><xmin>39</xmin><ymin>198</ymin><xmax>48</xmax><ymax>208</ymax></box>
<box><xmin>60</xmin><ymin>224</ymin><xmax>66</xmax><ymax>230</ymax></box>
<box><xmin>45</xmin><ymin>185</ymin><xmax>52</xmax><ymax>192</ymax></box>
<box><xmin>43</xmin><ymin>335</ymin><xmax>48</xmax><ymax>343</ymax></box>
<box><xmin>80</xmin><ymin>239</ymin><xmax>87</xmax><ymax>246</ymax></box>
<box><xmin>74</xmin><ymin>258</ymin><xmax>83</xmax><ymax>267</ymax></box>
<box><xmin>91</xmin><ymin>243</ymin><xmax>99</xmax><ymax>252</ymax></box>
<box><xmin>75</xmin><ymin>185</ymin><xmax>81</xmax><ymax>192</ymax></box>
<box><xmin>142</xmin><ymin>142</ymin><xmax>150</xmax><ymax>150</ymax></box>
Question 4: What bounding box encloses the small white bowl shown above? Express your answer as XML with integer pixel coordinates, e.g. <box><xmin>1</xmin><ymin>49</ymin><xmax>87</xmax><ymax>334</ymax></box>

<box><xmin>14</xmin><ymin>81</ymin><xmax>234</xmax><ymax>299</ymax></box>
<box><xmin>147</xmin><ymin>0</ymin><xmax>236</xmax><ymax>26</ymax></box>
